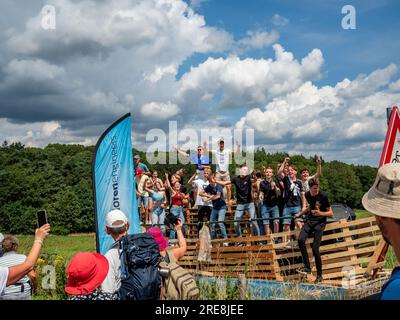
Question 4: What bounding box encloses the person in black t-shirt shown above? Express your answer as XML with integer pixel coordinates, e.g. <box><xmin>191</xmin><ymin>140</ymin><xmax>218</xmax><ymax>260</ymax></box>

<box><xmin>278</xmin><ymin>158</ymin><xmax>306</xmax><ymax>245</ymax></box>
<box><xmin>259</xmin><ymin>167</ymin><xmax>282</xmax><ymax>236</ymax></box>
<box><xmin>217</xmin><ymin>165</ymin><xmax>260</xmax><ymax>238</ymax></box>
<box><xmin>294</xmin><ymin>178</ymin><xmax>333</xmax><ymax>283</ymax></box>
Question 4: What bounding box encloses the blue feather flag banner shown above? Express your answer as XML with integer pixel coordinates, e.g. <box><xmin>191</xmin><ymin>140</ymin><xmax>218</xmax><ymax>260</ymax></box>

<box><xmin>92</xmin><ymin>113</ymin><xmax>140</xmax><ymax>254</ymax></box>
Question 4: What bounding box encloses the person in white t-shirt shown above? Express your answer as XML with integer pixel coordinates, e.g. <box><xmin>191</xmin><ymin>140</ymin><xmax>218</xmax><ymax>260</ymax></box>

<box><xmin>101</xmin><ymin>209</ymin><xmax>130</xmax><ymax>294</ymax></box>
<box><xmin>207</xmin><ymin>138</ymin><xmax>240</xmax><ymax>209</ymax></box>
<box><xmin>0</xmin><ymin>225</ymin><xmax>50</xmax><ymax>296</ymax></box>
<box><xmin>188</xmin><ymin>167</ymin><xmax>212</xmax><ymax>236</ymax></box>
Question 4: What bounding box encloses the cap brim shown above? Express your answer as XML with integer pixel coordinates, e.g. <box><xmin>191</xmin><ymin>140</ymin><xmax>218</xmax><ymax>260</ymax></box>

<box><xmin>65</xmin><ymin>254</ymin><xmax>109</xmax><ymax>295</ymax></box>
<box><xmin>362</xmin><ymin>187</ymin><xmax>400</xmax><ymax>219</ymax></box>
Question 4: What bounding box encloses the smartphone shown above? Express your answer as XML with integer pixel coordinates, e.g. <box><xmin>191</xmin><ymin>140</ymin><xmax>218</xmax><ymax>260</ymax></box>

<box><xmin>37</xmin><ymin>210</ymin><xmax>48</xmax><ymax>228</ymax></box>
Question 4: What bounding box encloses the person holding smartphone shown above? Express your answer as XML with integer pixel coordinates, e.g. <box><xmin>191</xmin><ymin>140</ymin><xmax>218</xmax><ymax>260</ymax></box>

<box><xmin>0</xmin><ymin>224</ymin><xmax>50</xmax><ymax>296</ymax></box>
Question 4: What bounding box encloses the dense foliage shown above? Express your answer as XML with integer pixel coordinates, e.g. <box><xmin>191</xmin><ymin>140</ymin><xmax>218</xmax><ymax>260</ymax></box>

<box><xmin>0</xmin><ymin>141</ymin><xmax>377</xmax><ymax>234</ymax></box>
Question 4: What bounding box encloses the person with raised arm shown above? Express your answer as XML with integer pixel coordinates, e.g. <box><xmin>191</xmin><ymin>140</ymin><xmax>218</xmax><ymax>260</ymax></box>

<box><xmin>206</xmin><ymin>138</ymin><xmax>241</xmax><ymax>209</ymax></box>
<box><xmin>165</xmin><ymin>173</ymin><xmax>190</xmax><ymax>238</ymax></box>
<box><xmin>0</xmin><ymin>224</ymin><xmax>50</xmax><ymax>296</ymax></box>
<box><xmin>277</xmin><ymin>157</ymin><xmax>307</xmax><ymax>247</ymax></box>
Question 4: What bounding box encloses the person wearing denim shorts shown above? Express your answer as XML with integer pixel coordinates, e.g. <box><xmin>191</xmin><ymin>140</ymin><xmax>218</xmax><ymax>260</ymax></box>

<box><xmin>165</xmin><ymin>173</ymin><xmax>189</xmax><ymax>239</ymax></box>
<box><xmin>146</xmin><ymin>184</ymin><xmax>167</xmax><ymax>235</ymax></box>
<box><xmin>202</xmin><ymin>174</ymin><xmax>228</xmax><ymax>242</ymax></box>
<box><xmin>259</xmin><ymin>167</ymin><xmax>282</xmax><ymax>236</ymax></box>
<box><xmin>218</xmin><ymin>165</ymin><xmax>260</xmax><ymax>238</ymax></box>
<box><xmin>278</xmin><ymin>158</ymin><xmax>306</xmax><ymax>244</ymax></box>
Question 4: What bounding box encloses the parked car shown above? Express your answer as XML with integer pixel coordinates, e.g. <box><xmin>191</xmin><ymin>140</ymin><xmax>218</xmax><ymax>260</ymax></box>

<box><xmin>328</xmin><ymin>203</ymin><xmax>356</xmax><ymax>223</ymax></box>
<box><xmin>323</xmin><ymin>203</ymin><xmax>356</xmax><ymax>244</ymax></box>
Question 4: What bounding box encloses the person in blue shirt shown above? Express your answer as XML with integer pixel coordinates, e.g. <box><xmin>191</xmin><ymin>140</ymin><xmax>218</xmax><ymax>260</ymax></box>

<box><xmin>200</xmin><ymin>174</ymin><xmax>228</xmax><ymax>243</ymax></box>
<box><xmin>362</xmin><ymin>163</ymin><xmax>400</xmax><ymax>300</ymax></box>
<box><xmin>134</xmin><ymin>155</ymin><xmax>150</xmax><ymax>174</ymax></box>
<box><xmin>175</xmin><ymin>144</ymin><xmax>210</xmax><ymax>178</ymax></box>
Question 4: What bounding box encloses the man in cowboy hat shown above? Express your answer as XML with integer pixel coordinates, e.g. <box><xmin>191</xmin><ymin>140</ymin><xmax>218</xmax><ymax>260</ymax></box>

<box><xmin>362</xmin><ymin>163</ymin><xmax>400</xmax><ymax>300</ymax></box>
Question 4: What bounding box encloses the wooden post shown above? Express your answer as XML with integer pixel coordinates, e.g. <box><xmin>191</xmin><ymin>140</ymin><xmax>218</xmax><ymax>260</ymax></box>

<box><xmin>238</xmin><ymin>273</ymin><xmax>247</xmax><ymax>300</ymax></box>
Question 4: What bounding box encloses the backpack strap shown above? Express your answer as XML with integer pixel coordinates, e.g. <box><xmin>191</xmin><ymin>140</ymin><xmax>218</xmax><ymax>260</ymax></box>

<box><xmin>118</xmin><ymin>236</ymin><xmax>129</xmax><ymax>281</ymax></box>
<box><xmin>165</xmin><ymin>249</ymin><xmax>175</xmax><ymax>264</ymax></box>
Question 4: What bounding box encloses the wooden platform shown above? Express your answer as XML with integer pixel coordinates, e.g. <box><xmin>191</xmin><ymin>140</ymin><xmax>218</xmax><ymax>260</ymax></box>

<box><xmin>167</xmin><ymin>212</ymin><xmax>386</xmax><ymax>286</ymax></box>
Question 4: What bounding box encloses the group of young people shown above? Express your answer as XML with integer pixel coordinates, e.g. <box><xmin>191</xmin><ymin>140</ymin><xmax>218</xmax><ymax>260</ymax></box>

<box><xmin>133</xmin><ymin>138</ymin><xmax>340</xmax><ymax>282</ymax></box>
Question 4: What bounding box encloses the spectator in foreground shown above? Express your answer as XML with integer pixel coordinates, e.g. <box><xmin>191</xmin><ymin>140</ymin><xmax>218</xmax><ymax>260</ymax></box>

<box><xmin>65</xmin><ymin>252</ymin><xmax>117</xmax><ymax>300</ymax></box>
<box><xmin>0</xmin><ymin>233</ymin><xmax>4</xmax><ymax>257</ymax></box>
<box><xmin>362</xmin><ymin>163</ymin><xmax>400</xmax><ymax>300</ymax></box>
<box><xmin>0</xmin><ymin>236</ymin><xmax>37</xmax><ymax>300</ymax></box>
<box><xmin>148</xmin><ymin>219</ymin><xmax>187</xmax><ymax>300</ymax></box>
<box><xmin>148</xmin><ymin>218</ymin><xmax>187</xmax><ymax>262</ymax></box>
<box><xmin>0</xmin><ymin>224</ymin><xmax>50</xmax><ymax>297</ymax></box>
<box><xmin>101</xmin><ymin>209</ymin><xmax>130</xmax><ymax>294</ymax></box>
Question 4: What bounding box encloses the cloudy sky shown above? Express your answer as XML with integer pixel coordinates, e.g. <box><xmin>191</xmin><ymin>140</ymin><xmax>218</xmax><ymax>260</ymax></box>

<box><xmin>0</xmin><ymin>0</ymin><xmax>399</xmax><ymax>166</ymax></box>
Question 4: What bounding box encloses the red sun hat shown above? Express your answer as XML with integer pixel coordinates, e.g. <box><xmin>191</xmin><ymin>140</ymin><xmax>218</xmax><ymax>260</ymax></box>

<box><xmin>148</xmin><ymin>227</ymin><xmax>168</xmax><ymax>251</ymax></box>
<box><xmin>65</xmin><ymin>252</ymin><xmax>109</xmax><ymax>295</ymax></box>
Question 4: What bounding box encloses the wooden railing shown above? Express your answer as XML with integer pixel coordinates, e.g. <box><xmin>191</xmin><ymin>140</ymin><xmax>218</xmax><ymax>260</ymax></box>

<box><xmin>170</xmin><ymin>215</ymin><xmax>385</xmax><ymax>286</ymax></box>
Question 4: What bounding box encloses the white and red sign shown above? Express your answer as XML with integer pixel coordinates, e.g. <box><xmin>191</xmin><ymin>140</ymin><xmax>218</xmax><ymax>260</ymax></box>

<box><xmin>379</xmin><ymin>106</ymin><xmax>400</xmax><ymax>166</ymax></box>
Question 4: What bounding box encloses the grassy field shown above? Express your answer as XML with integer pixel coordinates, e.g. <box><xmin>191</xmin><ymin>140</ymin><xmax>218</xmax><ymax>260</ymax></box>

<box><xmin>17</xmin><ymin>233</ymin><xmax>96</xmax><ymax>262</ymax></box>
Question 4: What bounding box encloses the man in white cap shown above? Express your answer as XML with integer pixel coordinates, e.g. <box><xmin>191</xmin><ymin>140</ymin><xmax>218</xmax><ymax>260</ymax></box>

<box><xmin>362</xmin><ymin>163</ymin><xmax>400</xmax><ymax>300</ymax></box>
<box><xmin>101</xmin><ymin>209</ymin><xmax>129</xmax><ymax>294</ymax></box>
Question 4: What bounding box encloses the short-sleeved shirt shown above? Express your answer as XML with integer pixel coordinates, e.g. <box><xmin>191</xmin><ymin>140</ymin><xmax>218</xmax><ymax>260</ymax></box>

<box><xmin>189</xmin><ymin>154</ymin><xmax>210</xmax><ymax>171</ymax></box>
<box><xmin>301</xmin><ymin>174</ymin><xmax>317</xmax><ymax>193</ymax></box>
<box><xmin>137</xmin><ymin>175</ymin><xmax>150</xmax><ymax>197</ymax></box>
<box><xmin>260</xmin><ymin>178</ymin><xmax>280</xmax><ymax>207</ymax></box>
<box><xmin>0</xmin><ymin>267</ymin><xmax>8</xmax><ymax>296</ymax></box>
<box><xmin>282</xmin><ymin>176</ymin><xmax>303</xmax><ymax>207</ymax></box>
<box><xmin>136</xmin><ymin>162</ymin><xmax>149</xmax><ymax>173</ymax></box>
<box><xmin>205</xmin><ymin>184</ymin><xmax>226</xmax><ymax>210</ymax></box>
<box><xmin>101</xmin><ymin>242</ymin><xmax>121</xmax><ymax>294</ymax></box>
<box><xmin>0</xmin><ymin>252</ymin><xmax>31</xmax><ymax>296</ymax></box>
<box><xmin>381</xmin><ymin>267</ymin><xmax>400</xmax><ymax>300</ymax></box>
<box><xmin>193</xmin><ymin>179</ymin><xmax>212</xmax><ymax>207</ymax></box>
<box><xmin>304</xmin><ymin>191</ymin><xmax>330</xmax><ymax>223</ymax></box>
<box><xmin>231</xmin><ymin>175</ymin><xmax>253</xmax><ymax>204</ymax></box>
<box><xmin>213</xmin><ymin>149</ymin><xmax>230</xmax><ymax>172</ymax></box>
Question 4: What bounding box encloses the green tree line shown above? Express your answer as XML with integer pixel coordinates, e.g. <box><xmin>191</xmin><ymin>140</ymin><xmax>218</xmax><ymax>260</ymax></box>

<box><xmin>0</xmin><ymin>141</ymin><xmax>377</xmax><ymax>235</ymax></box>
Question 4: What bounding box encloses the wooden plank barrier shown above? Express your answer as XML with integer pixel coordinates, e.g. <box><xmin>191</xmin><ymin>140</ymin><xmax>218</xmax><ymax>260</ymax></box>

<box><xmin>169</xmin><ymin>215</ymin><xmax>387</xmax><ymax>286</ymax></box>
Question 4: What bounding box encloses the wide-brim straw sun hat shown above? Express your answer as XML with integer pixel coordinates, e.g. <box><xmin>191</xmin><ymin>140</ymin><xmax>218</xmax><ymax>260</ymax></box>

<box><xmin>362</xmin><ymin>163</ymin><xmax>400</xmax><ymax>219</ymax></box>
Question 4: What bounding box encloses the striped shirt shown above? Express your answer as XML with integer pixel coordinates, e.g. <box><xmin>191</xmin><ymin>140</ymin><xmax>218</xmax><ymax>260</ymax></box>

<box><xmin>0</xmin><ymin>267</ymin><xmax>8</xmax><ymax>295</ymax></box>
<box><xmin>0</xmin><ymin>252</ymin><xmax>31</xmax><ymax>296</ymax></box>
